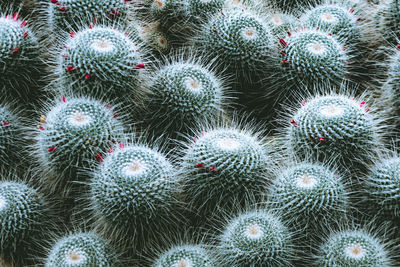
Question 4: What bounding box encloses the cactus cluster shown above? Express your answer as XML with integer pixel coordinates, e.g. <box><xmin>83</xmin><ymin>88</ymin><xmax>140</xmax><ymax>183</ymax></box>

<box><xmin>153</xmin><ymin>244</ymin><xmax>214</xmax><ymax>267</ymax></box>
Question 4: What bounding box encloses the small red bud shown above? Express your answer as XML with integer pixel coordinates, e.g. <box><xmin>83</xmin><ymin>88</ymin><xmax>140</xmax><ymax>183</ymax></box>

<box><xmin>62</xmin><ymin>96</ymin><xmax>66</xmax><ymax>102</ymax></box>
<box><xmin>48</xmin><ymin>146</ymin><xmax>56</xmax><ymax>152</ymax></box>
<box><xmin>11</xmin><ymin>48</ymin><xmax>19</xmax><ymax>55</ymax></box>
<box><xmin>22</xmin><ymin>31</ymin><xmax>28</xmax><ymax>38</ymax></box>
<box><xmin>342</xmin><ymin>46</ymin><xmax>347</xmax><ymax>51</ymax></box>
<box><xmin>365</xmin><ymin>107</ymin><xmax>370</xmax><ymax>112</ymax></box>
<box><xmin>69</xmin><ymin>31</ymin><xmax>75</xmax><ymax>38</ymax></box>
<box><xmin>280</xmin><ymin>50</ymin><xmax>287</xmax><ymax>56</ymax></box>
<box><xmin>196</xmin><ymin>163</ymin><xmax>204</xmax><ymax>168</ymax></box>
<box><xmin>290</xmin><ymin>119</ymin><xmax>298</xmax><ymax>127</ymax></box>
<box><xmin>61</xmin><ymin>55</ymin><xmax>68</xmax><ymax>59</ymax></box>
<box><xmin>281</xmin><ymin>60</ymin><xmax>289</xmax><ymax>65</ymax></box>
<box><xmin>360</xmin><ymin>101</ymin><xmax>365</xmax><ymax>107</ymax></box>
<box><xmin>201</xmin><ymin>132</ymin><xmax>205</xmax><ymax>136</ymax></box>
<box><xmin>356</xmin><ymin>17</ymin><xmax>361</xmax><ymax>22</ymax></box>
<box><xmin>96</xmin><ymin>153</ymin><xmax>104</xmax><ymax>162</ymax></box>
<box><xmin>58</xmin><ymin>6</ymin><xmax>67</xmax><ymax>11</ymax></box>
<box><xmin>20</xmin><ymin>20</ymin><xmax>27</xmax><ymax>28</ymax></box>
<box><xmin>89</xmin><ymin>23</ymin><xmax>94</xmax><ymax>29</ymax></box>
<box><xmin>209</xmin><ymin>166</ymin><xmax>216</xmax><ymax>172</ymax></box>
<box><xmin>319</xmin><ymin>137</ymin><xmax>325</xmax><ymax>142</ymax></box>
<box><xmin>279</xmin><ymin>38</ymin><xmax>287</xmax><ymax>48</ymax></box>
<box><xmin>349</xmin><ymin>8</ymin><xmax>354</xmax><ymax>13</ymax></box>
<box><xmin>113</xmin><ymin>113</ymin><xmax>118</xmax><ymax>118</ymax></box>
<box><xmin>287</xmin><ymin>30</ymin><xmax>291</xmax><ymax>37</ymax></box>
<box><xmin>397</xmin><ymin>45</ymin><xmax>400</xmax><ymax>51</ymax></box>
<box><xmin>302</xmin><ymin>100</ymin><xmax>306</xmax><ymax>106</ymax></box>
<box><xmin>193</xmin><ymin>137</ymin><xmax>197</xmax><ymax>143</ymax></box>
<box><xmin>66</xmin><ymin>66</ymin><xmax>75</xmax><ymax>72</ymax></box>
<box><xmin>3</xmin><ymin>121</ymin><xmax>9</xmax><ymax>127</ymax></box>
<box><xmin>85</xmin><ymin>73</ymin><xmax>91</xmax><ymax>80</ymax></box>
<box><xmin>119</xmin><ymin>142</ymin><xmax>124</xmax><ymax>149</ymax></box>
<box><xmin>39</xmin><ymin>126</ymin><xmax>44</xmax><ymax>130</ymax></box>
<box><xmin>12</xmin><ymin>13</ymin><xmax>19</xmax><ymax>21</ymax></box>
<box><xmin>51</xmin><ymin>0</ymin><xmax>59</xmax><ymax>4</ymax></box>
<box><xmin>108</xmin><ymin>147</ymin><xmax>114</xmax><ymax>154</ymax></box>
<box><xmin>328</xmin><ymin>33</ymin><xmax>332</xmax><ymax>36</ymax></box>
<box><xmin>133</xmin><ymin>63</ymin><xmax>145</xmax><ymax>69</ymax></box>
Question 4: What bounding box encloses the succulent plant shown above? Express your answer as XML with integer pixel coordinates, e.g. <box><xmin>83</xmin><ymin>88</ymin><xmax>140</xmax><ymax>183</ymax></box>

<box><xmin>268</xmin><ymin>162</ymin><xmax>349</xmax><ymax>235</ymax></box>
<box><xmin>45</xmin><ymin>232</ymin><xmax>118</xmax><ymax>267</ymax></box>
<box><xmin>314</xmin><ymin>229</ymin><xmax>394</xmax><ymax>266</ymax></box>
<box><xmin>153</xmin><ymin>244</ymin><xmax>214</xmax><ymax>267</ymax></box>
<box><xmin>0</xmin><ymin>181</ymin><xmax>48</xmax><ymax>257</ymax></box>
<box><xmin>181</xmin><ymin>126</ymin><xmax>273</xmax><ymax>217</ymax></box>
<box><xmin>0</xmin><ymin>12</ymin><xmax>41</xmax><ymax>99</ymax></box>
<box><xmin>285</xmin><ymin>93</ymin><xmax>383</xmax><ymax>171</ymax></box>
<box><xmin>34</xmin><ymin>96</ymin><xmax>125</xmax><ymax>194</ymax></box>
<box><xmin>56</xmin><ymin>25</ymin><xmax>145</xmax><ymax>101</ymax></box>
<box><xmin>90</xmin><ymin>143</ymin><xmax>180</xmax><ymax>248</ymax></box>
<box><xmin>144</xmin><ymin>59</ymin><xmax>227</xmax><ymax>139</ymax></box>
<box><xmin>217</xmin><ymin>210</ymin><xmax>294</xmax><ymax>266</ymax></box>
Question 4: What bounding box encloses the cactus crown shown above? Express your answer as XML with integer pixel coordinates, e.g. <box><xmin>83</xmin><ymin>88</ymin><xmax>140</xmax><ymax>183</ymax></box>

<box><xmin>218</xmin><ymin>210</ymin><xmax>293</xmax><ymax>266</ymax></box>
<box><xmin>45</xmin><ymin>232</ymin><xmax>117</xmax><ymax>267</ymax></box>
<box><xmin>315</xmin><ymin>229</ymin><xmax>393</xmax><ymax>266</ymax></box>
<box><xmin>154</xmin><ymin>245</ymin><xmax>213</xmax><ymax>267</ymax></box>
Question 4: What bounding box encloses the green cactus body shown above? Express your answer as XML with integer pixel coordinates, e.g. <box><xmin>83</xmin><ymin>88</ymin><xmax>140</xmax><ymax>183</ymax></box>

<box><xmin>374</xmin><ymin>0</ymin><xmax>400</xmax><ymax>43</ymax></box>
<box><xmin>268</xmin><ymin>162</ymin><xmax>349</xmax><ymax>232</ymax></box>
<box><xmin>0</xmin><ymin>105</ymin><xmax>23</xmax><ymax>171</ymax></box>
<box><xmin>196</xmin><ymin>9</ymin><xmax>275</xmax><ymax>78</ymax></box>
<box><xmin>154</xmin><ymin>245</ymin><xmax>213</xmax><ymax>267</ymax></box>
<box><xmin>270</xmin><ymin>0</ymin><xmax>321</xmax><ymax>12</ymax></box>
<box><xmin>302</xmin><ymin>4</ymin><xmax>361</xmax><ymax>44</ymax></box>
<box><xmin>287</xmin><ymin>94</ymin><xmax>378</xmax><ymax>168</ymax></box>
<box><xmin>48</xmin><ymin>0</ymin><xmax>130</xmax><ymax>34</ymax></box>
<box><xmin>365</xmin><ymin>157</ymin><xmax>400</xmax><ymax>218</ymax></box>
<box><xmin>182</xmin><ymin>128</ymin><xmax>271</xmax><ymax>214</ymax></box>
<box><xmin>278</xmin><ymin>29</ymin><xmax>348</xmax><ymax>92</ymax></box>
<box><xmin>315</xmin><ymin>229</ymin><xmax>393</xmax><ymax>266</ymax></box>
<box><xmin>58</xmin><ymin>26</ymin><xmax>144</xmax><ymax>101</ymax></box>
<box><xmin>0</xmin><ymin>14</ymin><xmax>41</xmax><ymax>96</ymax></box>
<box><xmin>145</xmin><ymin>61</ymin><xmax>224</xmax><ymax>136</ymax></box>
<box><xmin>0</xmin><ymin>181</ymin><xmax>46</xmax><ymax>254</ymax></box>
<box><xmin>184</xmin><ymin>0</ymin><xmax>224</xmax><ymax>19</ymax></box>
<box><xmin>45</xmin><ymin>232</ymin><xmax>117</xmax><ymax>267</ymax></box>
<box><xmin>218</xmin><ymin>210</ymin><xmax>293</xmax><ymax>266</ymax></box>
<box><xmin>36</xmin><ymin>97</ymin><xmax>124</xmax><ymax>190</ymax></box>
<box><xmin>134</xmin><ymin>22</ymin><xmax>170</xmax><ymax>53</ymax></box>
<box><xmin>384</xmin><ymin>48</ymin><xmax>400</xmax><ymax>114</ymax></box>
<box><xmin>90</xmin><ymin>144</ymin><xmax>179</xmax><ymax>243</ymax></box>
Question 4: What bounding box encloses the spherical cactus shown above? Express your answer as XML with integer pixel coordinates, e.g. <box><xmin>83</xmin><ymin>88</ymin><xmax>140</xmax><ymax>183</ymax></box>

<box><xmin>57</xmin><ymin>25</ymin><xmax>145</xmax><ymax>101</ymax></box>
<box><xmin>364</xmin><ymin>156</ymin><xmax>400</xmax><ymax>219</ymax></box>
<box><xmin>195</xmin><ymin>9</ymin><xmax>276</xmax><ymax>78</ymax></box>
<box><xmin>285</xmin><ymin>93</ymin><xmax>382</xmax><ymax>171</ymax></box>
<box><xmin>373</xmin><ymin>0</ymin><xmax>400</xmax><ymax>43</ymax></box>
<box><xmin>134</xmin><ymin>22</ymin><xmax>170</xmax><ymax>54</ymax></box>
<box><xmin>0</xmin><ymin>104</ymin><xmax>24</xmax><ymax>173</ymax></box>
<box><xmin>90</xmin><ymin>143</ymin><xmax>180</xmax><ymax>248</ymax></box>
<box><xmin>181</xmin><ymin>126</ymin><xmax>273</xmax><ymax>216</ymax></box>
<box><xmin>34</xmin><ymin>96</ymin><xmax>125</xmax><ymax>194</ymax></box>
<box><xmin>45</xmin><ymin>232</ymin><xmax>118</xmax><ymax>267</ymax></box>
<box><xmin>144</xmin><ymin>60</ymin><xmax>226</xmax><ymax>138</ymax></box>
<box><xmin>301</xmin><ymin>3</ymin><xmax>362</xmax><ymax>45</ymax></box>
<box><xmin>153</xmin><ymin>245</ymin><xmax>214</xmax><ymax>267</ymax></box>
<box><xmin>48</xmin><ymin>0</ymin><xmax>131</xmax><ymax>35</ymax></box>
<box><xmin>314</xmin><ymin>229</ymin><xmax>393</xmax><ymax>266</ymax></box>
<box><xmin>384</xmin><ymin>46</ymin><xmax>400</xmax><ymax>115</ymax></box>
<box><xmin>217</xmin><ymin>210</ymin><xmax>293</xmax><ymax>266</ymax></box>
<box><xmin>0</xmin><ymin>12</ymin><xmax>41</xmax><ymax>98</ymax></box>
<box><xmin>269</xmin><ymin>0</ymin><xmax>321</xmax><ymax>12</ymax></box>
<box><xmin>268</xmin><ymin>162</ymin><xmax>349</xmax><ymax>233</ymax></box>
<box><xmin>0</xmin><ymin>181</ymin><xmax>48</xmax><ymax>257</ymax></box>
<box><xmin>277</xmin><ymin>29</ymin><xmax>349</xmax><ymax>94</ymax></box>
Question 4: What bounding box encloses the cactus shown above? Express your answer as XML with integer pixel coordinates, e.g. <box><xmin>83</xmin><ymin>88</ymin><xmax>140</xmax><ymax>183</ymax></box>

<box><xmin>0</xmin><ymin>181</ymin><xmax>48</xmax><ymax>258</ymax></box>
<box><xmin>34</xmin><ymin>96</ymin><xmax>125</xmax><ymax>194</ymax></box>
<box><xmin>90</xmin><ymin>143</ymin><xmax>180</xmax><ymax>248</ymax></box>
<box><xmin>364</xmin><ymin>156</ymin><xmax>400</xmax><ymax>219</ymax></box>
<box><xmin>373</xmin><ymin>0</ymin><xmax>400</xmax><ymax>44</ymax></box>
<box><xmin>45</xmin><ymin>232</ymin><xmax>118</xmax><ymax>267</ymax></box>
<box><xmin>383</xmin><ymin>46</ymin><xmax>400</xmax><ymax>115</ymax></box>
<box><xmin>217</xmin><ymin>210</ymin><xmax>293</xmax><ymax>266</ymax></box>
<box><xmin>269</xmin><ymin>0</ymin><xmax>321</xmax><ymax>12</ymax></box>
<box><xmin>153</xmin><ymin>244</ymin><xmax>214</xmax><ymax>267</ymax></box>
<box><xmin>194</xmin><ymin>8</ymin><xmax>276</xmax><ymax>78</ymax></box>
<box><xmin>133</xmin><ymin>21</ymin><xmax>170</xmax><ymax>54</ymax></box>
<box><xmin>0</xmin><ymin>104</ymin><xmax>24</xmax><ymax>173</ymax></box>
<box><xmin>314</xmin><ymin>229</ymin><xmax>394</xmax><ymax>266</ymax></box>
<box><xmin>0</xmin><ymin>12</ymin><xmax>41</xmax><ymax>99</ymax></box>
<box><xmin>181</xmin><ymin>126</ymin><xmax>273</xmax><ymax>216</ymax></box>
<box><xmin>55</xmin><ymin>25</ymin><xmax>146</xmax><ymax>101</ymax></box>
<box><xmin>47</xmin><ymin>0</ymin><xmax>131</xmax><ymax>35</ymax></box>
<box><xmin>276</xmin><ymin>29</ymin><xmax>349</xmax><ymax>95</ymax></box>
<box><xmin>268</xmin><ymin>162</ymin><xmax>349</xmax><ymax>234</ymax></box>
<box><xmin>268</xmin><ymin>12</ymin><xmax>298</xmax><ymax>39</ymax></box>
<box><xmin>301</xmin><ymin>3</ymin><xmax>362</xmax><ymax>45</ymax></box>
<box><xmin>144</xmin><ymin>59</ymin><xmax>227</xmax><ymax>139</ymax></box>
<box><xmin>285</xmin><ymin>93</ymin><xmax>382</xmax><ymax>171</ymax></box>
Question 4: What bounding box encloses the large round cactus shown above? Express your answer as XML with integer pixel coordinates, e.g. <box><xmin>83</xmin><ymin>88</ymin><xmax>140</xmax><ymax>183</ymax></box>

<box><xmin>144</xmin><ymin>60</ymin><xmax>226</xmax><ymax>138</ymax></box>
<box><xmin>153</xmin><ymin>244</ymin><xmax>214</xmax><ymax>267</ymax></box>
<box><xmin>181</xmin><ymin>126</ymin><xmax>273</xmax><ymax>216</ymax></box>
<box><xmin>285</xmin><ymin>93</ymin><xmax>382</xmax><ymax>170</ymax></box>
<box><xmin>57</xmin><ymin>25</ymin><xmax>145</xmax><ymax>101</ymax></box>
<box><xmin>314</xmin><ymin>229</ymin><xmax>394</xmax><ymax>266</ymax></box>
<box><xmin>90</xmin><ymin>143</ymin><xmax>180</xmax><ymax>248</ymax></box>
<box><xmin>35</xmin><ymin>96</ymin><xmax>125</xmax><ymax>193</ymax></box>
<box><xmin>45</xmin><ymin>232</ymin><xmax>118</xmax><ymax>267</ymax></box>
<box><xmin>268</xmin><ymin>162</ymin><xmax>349</xmax><ymax>234</ymax></box>
<box><xmin>195</xmin><ymin>8</ymin><xmax>276</xmax><ymax>78</ymax></box>
<box><xmin>217</xmin><ymin>210</ymin><xmax>293</xmax><ymax>266</ymax></box>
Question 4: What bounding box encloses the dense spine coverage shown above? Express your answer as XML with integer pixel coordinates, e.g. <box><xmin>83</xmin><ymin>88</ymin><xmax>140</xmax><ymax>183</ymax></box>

<box><xmin>154</xmin><ymin>244</ymin><xmax>214</xmax><ymax>267</ymax></box>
